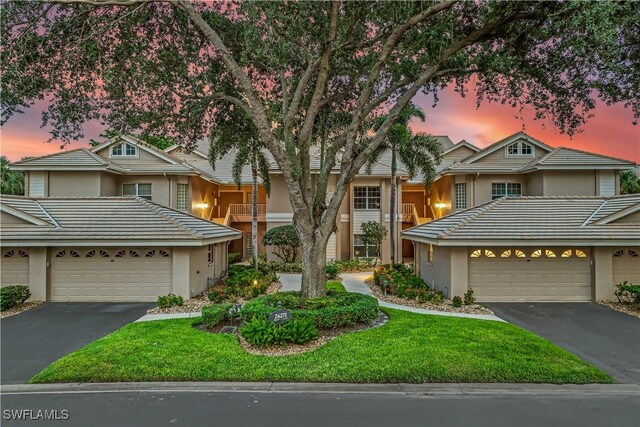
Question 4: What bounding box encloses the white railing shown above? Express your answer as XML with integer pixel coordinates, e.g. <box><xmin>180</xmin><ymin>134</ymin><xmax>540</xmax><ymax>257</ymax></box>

<box><xmin>229</xmin><ymin>204</ymin><xmax>266</xmax><ymax>216</ymax></box>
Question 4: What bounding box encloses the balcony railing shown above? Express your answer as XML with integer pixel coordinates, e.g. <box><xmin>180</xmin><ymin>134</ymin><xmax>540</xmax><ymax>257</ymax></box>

<box><xmin>401</xmin><ymin>203</ymin><xmax>414</xmax><ymax>216</ymax></box>
<box><xmin>229</xmin><ymin>203</ymin><xmax>266</xmax><ymax>216</ymax></box>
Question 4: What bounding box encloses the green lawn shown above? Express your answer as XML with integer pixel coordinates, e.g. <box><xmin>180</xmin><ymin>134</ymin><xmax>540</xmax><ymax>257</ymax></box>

<box><xmin>30</xmin><ymin>309</ymin><xmax>610</xmax><ymax>384</ymax></box>
<box><xmin>326</xmin><ymin>281</ymin><xmax>346</xmax><ymax>292</ymax></box>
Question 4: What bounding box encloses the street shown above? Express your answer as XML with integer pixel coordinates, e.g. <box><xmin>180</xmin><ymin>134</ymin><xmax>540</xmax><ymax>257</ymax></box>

<box><xmin>2</xmin><ymin>383</ymin><xmax>638</xmax><ymax>427</ymax></box>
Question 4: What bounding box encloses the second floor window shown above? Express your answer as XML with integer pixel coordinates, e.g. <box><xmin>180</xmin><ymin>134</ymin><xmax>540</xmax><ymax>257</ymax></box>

<box><xmin>506</xmin><ymin>141</ymin><xmax>533</xmax><ymax>157</ymax></box>
<box><xmin>111</xmin><ymin>143</ymin><xmax>137</xmax><ymax>157</ymax></box>
<box><xmin>491</xmin><ymin>183</ymin><xmax>521</xmax><ymax>200</ymax></box>
<box><xmin>454</xmin><ymin>183</ymin><xmax>467</xmax><ymax>210</ymax></box>
<box><xmin>177</xmin><ymin>184</ymin><xmax>189</xmax><ymax>210</ymax></box>
<box><xmin>353</xmin><ymin>186</ymin><xmax>381</xmax><ymax>210</ymax></box>
<box><xmin>123</xmin><ymin>183</ymin><xmax>152</xmax><ymax>200</ymax></box>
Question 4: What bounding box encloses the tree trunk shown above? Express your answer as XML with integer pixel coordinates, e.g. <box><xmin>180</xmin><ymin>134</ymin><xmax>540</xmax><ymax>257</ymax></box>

<box><xmin>299</xmin><ymin>233</ymin><xmax>328</xmax><ymax>297</ymax></box>
<box><xmin>390</xmin><ymin>148</ymin><xmax>397</xmax><ymax>265</ymax></box>
<box><xmin>251</xmin><ymin>158</ymin><xmax>258</xmax><ymax>270</ymax></box>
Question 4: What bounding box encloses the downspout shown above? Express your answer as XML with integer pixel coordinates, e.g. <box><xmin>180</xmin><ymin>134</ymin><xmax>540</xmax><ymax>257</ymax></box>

<box><xmin>163</xmin><ymin>173</ymin><xmax>171</xmax><ymax>208</ymax></box>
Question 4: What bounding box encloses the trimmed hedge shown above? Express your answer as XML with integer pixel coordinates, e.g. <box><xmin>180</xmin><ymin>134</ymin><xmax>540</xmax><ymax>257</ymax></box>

<box><xmin>0</xmin><ymin>285</ymin><xmax>31</xmax><ymax>311</ymax></box>
<box><xmin>209</xmin><ymin>265</ymin><xmax>277</xmax><ymax>301</ymax></box>
<box><xmin>201</xmin><ymin>303</ymin><xmax>233</xmax><ymax>328</ymax></box>
<box><xmin>240</xmin><ymin>291</ymin><xmax>379</xmax><ymax>329</ymax></box>
<box><xmin>157</xmin><ymin>293</ymin><xmax>184</xmax><ymax>308</ymax></box>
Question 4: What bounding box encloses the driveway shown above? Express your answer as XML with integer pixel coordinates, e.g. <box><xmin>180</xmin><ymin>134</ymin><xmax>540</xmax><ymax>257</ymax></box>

<box><xmin>487</xmin><ymin>303</ymin><xmax>640</xmax><ymax>383</ymax></box>
<box><xmin>1</xmin><ymin>302</ymin><xmax>152</xmax><ymax>384</ymax></box>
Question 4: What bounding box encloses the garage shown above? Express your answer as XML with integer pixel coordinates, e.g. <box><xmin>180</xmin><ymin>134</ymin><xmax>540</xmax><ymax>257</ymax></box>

<box><xmin>1</xmin><ymin>248</ymin><xmax>30</xmax><ymax>286</ymax></box>
<box><xmin>613</xmin><ymin>248</ymin><xmax>640</xmax><ymax>286</ymax></box>
<box><xmin>50</xmin><ymin>248</ymin><xmax>172</xmax><ymax>302</ymax></box>
<box><xmin>468</xmin><ymin>248</ymin><xmax>592</xmax><ymax>302</ymax></box>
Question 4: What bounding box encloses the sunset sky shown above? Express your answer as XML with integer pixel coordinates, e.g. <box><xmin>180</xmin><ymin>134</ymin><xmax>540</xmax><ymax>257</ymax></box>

<box><xmin>1</xmin><ymin>87</ymin><xmax>639</xmax><ymax>163</ymax></box>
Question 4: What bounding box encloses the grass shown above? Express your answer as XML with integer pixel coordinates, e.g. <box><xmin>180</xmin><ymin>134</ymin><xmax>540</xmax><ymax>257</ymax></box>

<box><xmin>30</xmin><ymin>308</ymin><xmax>610</xmax><ymax>384</ymax></box>
<box><xmin>326</xmin><ymin>281</ymin><xmax>346</xmax><ymax>293</ymax></box>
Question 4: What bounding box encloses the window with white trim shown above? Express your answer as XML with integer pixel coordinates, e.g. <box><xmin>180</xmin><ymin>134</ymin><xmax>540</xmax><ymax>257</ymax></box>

<box><xmin>353</xmin><ymin>186</ymin><xmax>381</xmax><ymax>210</ymax></box>
<box><xmin>123</xmin><ymin>183</ymin><xmax>152</xmax><ymax>200</ymax></box>
<box><xmin>505</xmin><ymin>141</ymin><xmax>534</xmax><ymax>157</ymax></box>
<box><xmin>353</xmin><ymin>235</ymin><xmax>379</xmax><ymax>258</ymax></box>
<box><xmin>177</xmin><ymin>184</ymin><xmax>189</xmax><ymax>210</ymax></box>
<box><xmin>111</xmin><ymin>142</ymin><xmax>137</xmax><ymax>157</ymax></box>
<box><xmin>491</xmin><ymin>183</ymin><xmax>521</xmax><ymax>200</ymax></box>
<box><xmin>454</xmin><ymin>183</ymin><xmax>467</xmax><ymax>210</ymax></box>
<box><xmin>427</xmin><ymin>244</ymin><xmax>434</xmax><ymax>263</ymax></box>
<box><xmin>207</xmin><ymin>244</ymin><xmax>214</xmax><ymax>265</ymax></box>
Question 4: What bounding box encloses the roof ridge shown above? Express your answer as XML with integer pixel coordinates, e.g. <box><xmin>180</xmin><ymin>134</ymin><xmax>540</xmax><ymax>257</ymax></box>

<box><xmin>32</xmin><ymin>200</ymin><xmax>60</xmax><ymax>227</ymax></box>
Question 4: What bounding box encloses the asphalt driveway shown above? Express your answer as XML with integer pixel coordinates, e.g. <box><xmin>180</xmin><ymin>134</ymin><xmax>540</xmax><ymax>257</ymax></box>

<box><xmin>487</xmin><ymin>303</ymin><xmax>640</xmax><ymax>383</ymax></box>
<box><xmin>1</xmin><ymin>302</ymin><xmax>152</xmax><ymax>384</ymax></box>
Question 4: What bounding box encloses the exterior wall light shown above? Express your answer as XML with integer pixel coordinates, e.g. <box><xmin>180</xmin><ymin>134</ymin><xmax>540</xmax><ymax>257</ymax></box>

<box><xmin>434</xmin><ymin>202</ymin><xmax>447</xmax><ymax>209</ymax></box>
<box><xmin>196</xmin><ymin>202</ymin><xmax>209</xmax><ymax>210</ymax></box>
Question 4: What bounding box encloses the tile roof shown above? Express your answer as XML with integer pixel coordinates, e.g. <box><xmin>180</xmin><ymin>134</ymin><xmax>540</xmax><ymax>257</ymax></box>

<box><xmin>11</xmin><ymin>149</ymin><xmax>125</xmax><ymax>172</ymax></box>
<box><xmin>0</xmin><ymin>196</ymin><xmax>241</xmax><ymax>245</ymax></box>
<box><xmin>402</xmin><ymin>194</ymin><xmax>640</xmax><ymax>244</ymax></box>
<box><xmin>520</xmin><ymin>147</ymin><xmax>637</xmax><ymax>171</ymax></box>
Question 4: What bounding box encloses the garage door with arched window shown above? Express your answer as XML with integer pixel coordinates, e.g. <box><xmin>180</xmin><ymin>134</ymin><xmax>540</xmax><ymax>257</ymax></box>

<box><xmin>468</xmin><ymin>248</ymin><xmax>592</xmax><ymax>302</ymax></box>
<box><xmin>613</xmin><ymin>248</ymin><xmax>640</xmax><ymax>287</ymax></box>
<box><xmin>1</xmin><ymin>249</ymin><xmax>30</xmax><ymax>286</ymax></box>
<box><xmin>50</xmin><ymin>248</ymin><xmax>172</xmax><ymax>301</ymax></box>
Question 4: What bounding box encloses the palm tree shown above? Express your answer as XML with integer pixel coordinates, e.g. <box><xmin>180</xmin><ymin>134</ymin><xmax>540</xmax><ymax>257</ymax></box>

<box><xmin>209</xmin><ymin>115</ymin><xmax>271</xmax><ymax>269</ymax></box>
<box><xmin>1</xmin><ymin>156</ymin><xmax>24</xmax><ymax>195</ymax></box>
<box><xmin>366</xmin><ymin>103</ymin><xmax>443</xmax><ymax>265</ymax></box>
<box><xmin>620</xmin><ymin>170</ymin><xmax>640</xmax><ymax>194</ymax></box>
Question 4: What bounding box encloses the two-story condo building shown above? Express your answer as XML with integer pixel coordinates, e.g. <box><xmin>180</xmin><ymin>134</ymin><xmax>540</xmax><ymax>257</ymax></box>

<box><xmin>3</xmin><ymin>131</ymin><xmax>637</xmax><ymax>302</ymax></box>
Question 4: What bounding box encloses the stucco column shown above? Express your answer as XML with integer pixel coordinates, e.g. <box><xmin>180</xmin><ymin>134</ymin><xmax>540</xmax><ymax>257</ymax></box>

<box><xmin>593</xmin><ymin>247</ymin><xmax>613</xmax><ymax>300</ymax></box>
<box><xmin>29</xmin><ymin>247</ymin><xmax>47</xmax><ymax>301</ymax></box>
<box><xmin>449</xmin><ymin>247</ymin><xmax>469</xmax><ymax>299</ymax></box>
<box><xmin>172</xmin><ymin>247</ymin><xmax>190</xmax><ymax>299</ymax></box>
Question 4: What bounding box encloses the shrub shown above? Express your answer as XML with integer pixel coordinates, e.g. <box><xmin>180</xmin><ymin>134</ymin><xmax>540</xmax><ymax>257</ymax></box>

<box><xmin>240</xmin><ymin>317</ymin><xmax>319</xmax><ymax>347</ymax></box>
<box><xmin>451</xmin><ymin>296</ymin><xmax>463</xmax><ymax>307</ymax></box>
<box><xmin>325</xmin><ymin>263</ymin><xmax>339</xmax><ymax>279</ymax></box>
<box><xmin>222</xmin><ymin>265</ymin><xmax>276</xmax><ymax>299</ymax></box>
<box><xmin>463</xmin><ymin>289</ymin><xmax>476</xmax><ymax>305</ymax></box>
<box><xmin>0</xmin><ymin>285</ymin><xmax>31</xmax><ymax>311</ymax></box>
<box><xmin>416</xmin><ymin>290</ymin><xmax>433</xmax><ymax>303</ymax></box>
<box><xmin>157</xmin><ymin>293</ymin><xmax>183</xmax><ymax>309</ymax></box>
<box><xmin>360</xmin><ymin>221</ymin><xmax>387</xmax><ymax>265</ymax></box>
<box><xmin>615</xmin><ymin>281</ymin><xmax>640</xmax><ymax>304</ymax></box>
<box><xmin>326</xmin><ymin>281</ymin><xmax>346</xmax><ymax>293</ymax></box>
<box><xmin>201</xmin><ymin>303</ymin><xmax>233</xmax><ymax>328</ymax></box>
<box><xmin>241</xmin><ymin>291</ymin><xmax>379</xmax><ymax>329</ymax></box>
<box><xmin>228</xmin><ymin>252</ymin><xmax>242</xmax><ymax>265</ymax></box>
<box><xmin>262</xmin><ymin>225</ymin><xmax>300</xmax><ymax>263</ymax></box>
<box><xmin>258</xmin><ymin>259</ymin><xmax>303</xmax><ymax>273</ymax></box>
<box><xmin>431</xmin><ymin>292</ymin><xmax>444</xmax><ymax>304</ymax></box>
<box><xmin>207</xmin><ymin>289</ymin><xmax>225</xmax><ymax>303</ymax></box>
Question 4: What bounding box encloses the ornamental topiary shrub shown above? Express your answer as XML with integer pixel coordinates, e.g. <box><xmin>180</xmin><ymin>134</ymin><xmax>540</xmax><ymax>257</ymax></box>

<box><xmin>451</xmin><ymin>296</ymin><xmax>463</xmax><ymax>307</ymax></box>
<box><xmin>156</xmin><ymin>293</ymin><xmax>183</xmax><ymax>308</ymax></box>
<box><xmin>240</xmin><ymin>291</ymin><xmax>379</xmax><ymax>329</ymax></box>
<box><xmin>0</xmin><ymin>285</ymin><xmax>31</xmax><ymax>311</ymax></box>
<box><xmin>262</xmin><ymin>225</ymin><xmax>300</xmax><ymax>263</ymax></box>
<box><xmin>201</xmin><ymin>303</ymin><xmax>233</xmax><ymax>328</ymax></box>
<box><xmin>463</xmin><ymin>289</ymin><xmax>476</xmax><ymax>305</ymax></box>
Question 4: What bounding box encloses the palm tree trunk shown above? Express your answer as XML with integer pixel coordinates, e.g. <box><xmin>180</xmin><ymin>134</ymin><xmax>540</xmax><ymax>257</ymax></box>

<box><xmin>251</xmin><ymin>155</ymin><xmax>258</xmax><ymax>269</ymax></box>
<box><xmin>390</xmin><ymin>148</ymin><xmax>397</xmax><ymax>265</ymax></box>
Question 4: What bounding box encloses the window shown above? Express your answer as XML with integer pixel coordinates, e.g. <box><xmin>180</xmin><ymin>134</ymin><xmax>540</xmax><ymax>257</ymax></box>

<box><xmin>353</xmin><ymin>186</ymin><xmax>381</xmax><ymax>210</ymax></box>
<box><xmin>123</xmin><ymin>183</ymin><xmax>152</xmax><ymax>201</ymax></box>
<box><xmin>491</xmin><ymin>183</ymin><xmax>521</xmax><ymax>200</ymax></box>
<box><xmin>500</xmin><ymin>250</ymin><xmax>512</xmax><ymax>258</ymax></box>
<box><xmin>575</xmin><ymin>249</ymin><xmax>587</xmax><ymax>258</ymax></box>
<box><xmin>55</xmin><ymin>250</ymin><xmax>66</xmax><ymax>258</ymax></box>
<box><xmin>3</xmin><ymin>250</ymin><xmax>14</xmax><ymax>258</ymax></box>
<box><xmin>18</xmin><ymin>250</ymin><xmax>29</xmax><ymax>258</ymax></box>
<box><xmin>470</xmin><ymin>249</ymin><xmax>482</xmax><ymax>258</ymax></box>
<box><xmin>99</xmin><ymin>250</ymin><xmax>110</xmax><ymax>258</ymax></box>
<box><xmin>111</xmin><ymin>143</ymin><xmax>137</xmax><ymax>157</ymax></box>
<box><xmin>145</xmin><ymin>250</ymin><xmax>156</xmax><ymax>258</ymax></box>
<box><xmin>484</xmin><ymin>250</ymin><xmax>496</xmax><ymax>258</ymax></box>
<box><xmin>427</xmin><ymin>244</ymin><xmax>434</xmax><ymax>263</ymax></box>
<box><xmin>177</xmin><ymin>184</ymin><xmax>189</xmax><ymax>210</ymax></box>
<box><xmin>505</xmin><ymin>141</ymin><xmax>534</xmax><ymax>157</ymax></box>
<box><xmin>454</xmin><ymin>183</ymin><xmax>467</xmax><ymax>210</ymax></box>
<box><xmin>115</xmin><ymin>250</ymin><xmax>126</xmax><ymax>258</ymax></box>
<box><xmin>629</xmin><ymin>250</ymin><xmax>639</xmax><ymax>258</ymax></box>
<box><xmin>69</xmin><ymin>250</ymin><xmax>80</xmax><ymax>258</ymax></box>
<box><xmin>159</xmin><ymin>250</ymin><xmax>170</xmax><ymax>258</ymax></box>
<box><xmin>545</xmin><ymin>249</ymin><xmax>556</xmax><ymax>258</ymax></box>
<box><xmin>561</xmin><ymin>250</ymin><xmax>572</xmax><ymax>258</ymax></box>
<box><xmin>531</xmin><ymin>249</ymin><xmax>542</xmax><ymax>258</ymax></box>
<box><xmin>129</xmin><ymin>250</ymin><xmax>140</xmax><ymax>257</ymax></box>
<box><xmin>514</xmin><ymin>250</ymin><xmax>526</xmax><ymax>258</ymax></box>
<box><xmin>86</xmin><ymin>250</ymin><xmax>96</xmax><ymax>258</ymax></box>
<box><xmin>207</xmin><ymin>244</ymin><xmax>214</xmax><ymax>265</ymax></box>
<box><xmin>353</xmin><ymin>235</ymin><xmax>379</xmax><ymax>258</ymax></box>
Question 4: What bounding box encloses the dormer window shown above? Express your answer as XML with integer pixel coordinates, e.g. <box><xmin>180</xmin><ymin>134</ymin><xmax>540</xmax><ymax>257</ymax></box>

<box><xmin>111</xmin><ymin>142</ymin><xmax>137</xmax><ymax>157</ymax></box>
<box><xmin>505</xmin><ymin>141</ymin><xmax>534</xmax><ymax>157</ymax></box>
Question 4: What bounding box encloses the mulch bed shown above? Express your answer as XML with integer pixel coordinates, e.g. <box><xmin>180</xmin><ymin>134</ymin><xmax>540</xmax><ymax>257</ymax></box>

<box><xmin>194</xmin><ymin>311</ymin><xmax>389</xmax><ymax>357</ymax></box>
<box><xmin>366</xmin><ymin>279</ymin><xmax>494</xmax><ymax>316</ymax></box>
<box><xmin>146</xmin><ymin>281</ymin><xmax>282</xmax><ymax>315</ymax></box>
<box><xmin>0</xmin><ymin>301</ymin><xmax>45</xmax><ymax>319</ymax></box>
<box><xmin>598</xmin><ymin>300</ymin><xmax>640</xmax><ymax>318</ymax></box>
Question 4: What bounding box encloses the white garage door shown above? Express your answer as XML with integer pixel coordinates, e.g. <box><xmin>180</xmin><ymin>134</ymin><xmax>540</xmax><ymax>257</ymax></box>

<box><xmin>50</xmin><ymin>248</ymin><xmax>172</xmax><ymax>302</ymax></box>
<box><xmin>613</xmin><ymin>248</ymin><xmax>640</xmax><ymax>286</ymax></box>
<box><xmin>1</xmin><ymin>249</ymin><xmax>30</xmax><ymax>286</ymax></box>
<box><xmin>469</xmin><ymin>248</ymin><xmax>592</xmax><ymax>302</ymax></box>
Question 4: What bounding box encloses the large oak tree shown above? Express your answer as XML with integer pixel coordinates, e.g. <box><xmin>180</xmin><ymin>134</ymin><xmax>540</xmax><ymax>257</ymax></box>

<box><xmin>2</xmin><ymin>1</ymin><xmax>638</xmax><ymax>296</ymax></box>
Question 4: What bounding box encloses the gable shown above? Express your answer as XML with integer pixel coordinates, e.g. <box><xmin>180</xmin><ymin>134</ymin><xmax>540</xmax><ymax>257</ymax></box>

<box><xmin>92</xmin><ymin>136</ymin><xmax>180</xmax><ymax>166</ymax></box>
<box><xmin>1</xmin><ymin>211</ymin><xmax>35</xmax><ymax>226</ymax></box>
<box><xmin>443</xmin><ymin>145</ymin><xmax>477</xmax><ymax>163</ymax></box>
<box><xmin>609</xmin><ymin>210</ymin><xmax>640</xmax><ymax>224</ymax></box>
<box><xmin>471</xmin><ymin>137</ymin><xmax>551</xmax><ymax>168</ymax></box>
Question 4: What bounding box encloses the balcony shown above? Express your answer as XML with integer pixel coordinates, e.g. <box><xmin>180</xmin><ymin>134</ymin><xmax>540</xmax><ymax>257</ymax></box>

<box><xmin>212</xmin><ymin>203</ymin><xmax>267</xmax><ymax>225</ymax></box>
<box><xmin>401</xmin><ymin>203</ymin><xmax>432</xmax><ymax>225</ymax></box>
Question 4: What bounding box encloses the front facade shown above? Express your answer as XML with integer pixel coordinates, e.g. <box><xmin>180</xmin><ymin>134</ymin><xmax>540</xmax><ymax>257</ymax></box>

<box><xmin>0</xmin><ymin>196</ymin><xmax>240</xmax><ymax>302</ymax></box>
<box><xmin>403</xmin><ymin>195</ymin><xmax>640</xmax><ymax>302</ymax></box>
<box><xmin>10</xmin><ymin>131</ymin><xmax>637</xmax><ymax>269</ymax></box>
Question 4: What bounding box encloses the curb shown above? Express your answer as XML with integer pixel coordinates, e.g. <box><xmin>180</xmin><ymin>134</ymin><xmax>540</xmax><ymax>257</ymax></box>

<box><xmin>2</xmin><ymin>382</ymin><xmax>638</xmax><ymax>396</ymax></box>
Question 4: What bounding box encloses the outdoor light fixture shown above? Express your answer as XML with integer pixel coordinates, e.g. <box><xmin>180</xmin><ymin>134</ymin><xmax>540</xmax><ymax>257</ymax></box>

<box><xmin>434</xmin><ymin>202</ymin><xmax>447</xmax><ymax>209</ymax></box>
<box><xmin>253</xmin><ymin>280</ymin><xmax>258</xmax><ymax>286</ymax></box>
<box><xmin>195</xmin><ymin>202</ymin><xmax>209</xmax><ymax>210</ymax></box>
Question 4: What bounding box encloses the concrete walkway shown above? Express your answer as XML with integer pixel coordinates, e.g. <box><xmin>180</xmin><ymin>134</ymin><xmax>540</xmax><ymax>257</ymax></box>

<box><xmin>280</xmin><ymin>272</ymin><xmax>504</xmax><ymax>322</ymax></box>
